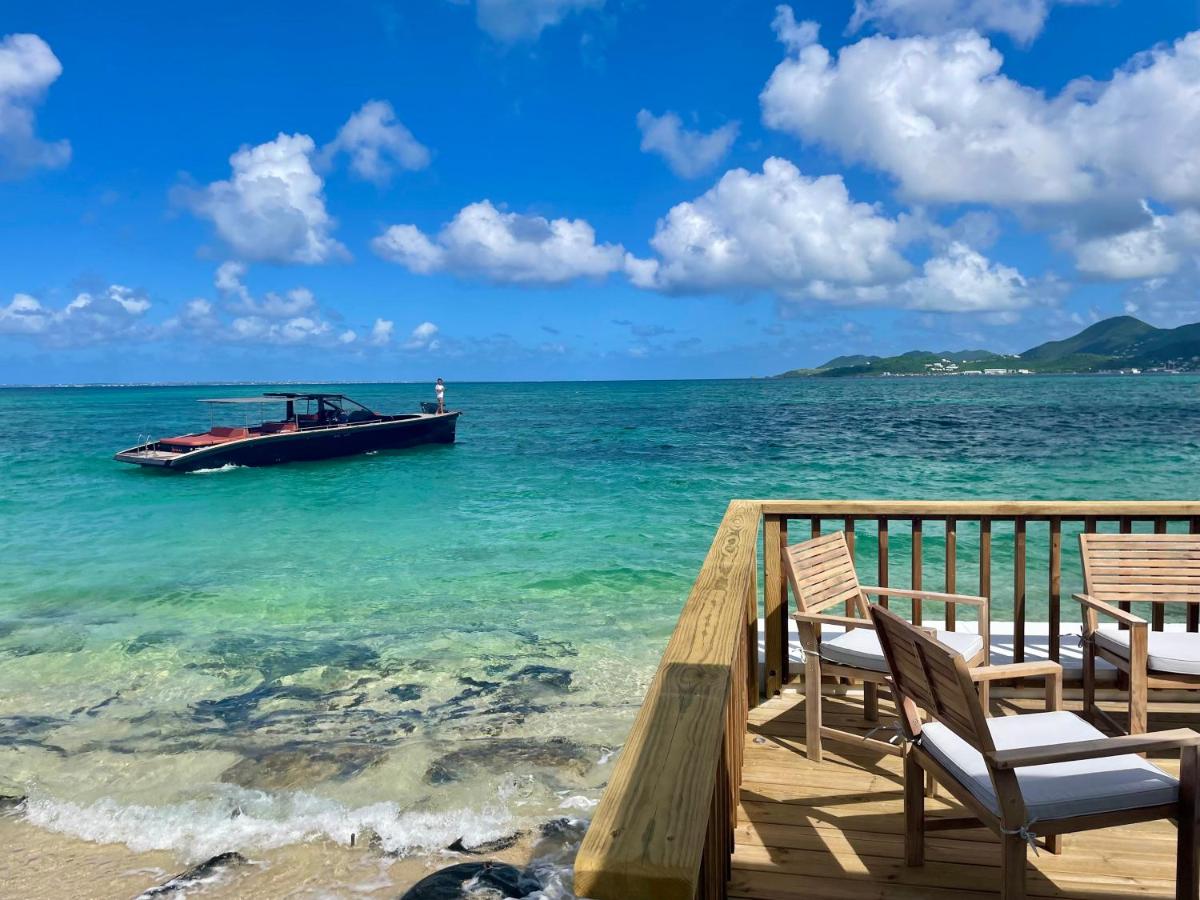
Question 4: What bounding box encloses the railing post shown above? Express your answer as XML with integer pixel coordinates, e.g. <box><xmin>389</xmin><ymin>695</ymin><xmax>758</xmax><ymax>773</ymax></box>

<box><xmin>1014</xmin><ymin>518</ymin><xmax>1026</xmax><ymax>664</ymax></box>
<box><xmin>877</xmin><ymin>517</ymin><xmax>889</xmax><ymax>607</ymax></box>
<box><xmin>763</xmin><ymin>513</ymin><xmax>786</xmax><ymax>697</ymax></box>
<box><xmin>911</xmin><ymin>519</ymin><xmax>923</xmax><ymax>626</ymax></box>
<box><xmin>945</xmin><ymin>517</ymin><xmax>956</xmax><ymax>630</ymax></box>
<box><xmin>1153</xmin><ymin>518</ymin><xmax>1167</xmax><ymax>632</ymax></box>
<box><xmin>1192</xmin><ymin>517</ymin><xmax>1200</xmax><ymax>633</ymax></box>
<box><xmin>1049</xmin><ymin>518</ymin><xmax>1061</xmax><ymax>663</ymax></box>
<box><xmin>746</xmin><ymin>532</ymin><xmax>759</xmax><ymax>708</ymax></box>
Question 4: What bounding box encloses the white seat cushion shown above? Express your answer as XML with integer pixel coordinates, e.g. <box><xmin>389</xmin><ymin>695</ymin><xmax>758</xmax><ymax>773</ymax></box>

<box><xmin>1094</xmin><ymin>629</ymin><xmax>1200</xmax><ymax>676</ymax></box>
<box><xmin>921</xmin><ymin>711</ymin><xmax>1178</xmax><ymax>821</ymax></box>
<box><xmin>821</xmin><ymin>627</ymin><xmax>983</xmax><ymax>673</ymax></box>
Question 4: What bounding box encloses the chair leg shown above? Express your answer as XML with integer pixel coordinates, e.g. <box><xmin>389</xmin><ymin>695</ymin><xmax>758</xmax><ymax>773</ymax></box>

<box><xmin>1177</xmin><ymin>745</ymin><xmax>1200</xmax><ymax>900</ymax></box>
<box><xmin>1001</xmin><ymin>832</ymin><xmax>1027</xmax><ymax>900</ymax></box>
<box><xmin>978</xmin><ymin>679</ymin><xmax>991</xmax><ymax>717</ymax></box>
<box><xmin>1082</xmin><ymin>637</ymin><xmax>1096</xmax><ymax>724</ymax></box>
<box><xmin>806</xmin><ymin>656</ymin><xmax>823</xmax><ymax>762</ymax></box>
<box><xmin>864</xmin><ymin>681</ymin><xmax>879</xmax><ymax>723</ymax></box>
<box><xmin>904</xmin><ymin>751</ymin><xmax>924</xmax><ymax>867</ymax></box>
<box><xmin>1043</xmin><ymin>833</ymin><xmax>1062</xmax><ymax>855</ymax></box>
<box><xmin>1129</xmin><ymin>665</ymin><xmax>1148</xmax><ymax>735</ymax></box>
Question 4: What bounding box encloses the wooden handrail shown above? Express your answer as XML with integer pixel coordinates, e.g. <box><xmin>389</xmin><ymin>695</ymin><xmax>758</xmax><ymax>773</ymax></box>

<box><xmin>574</xmin><ymin>500</ymin><xmax>760</xmax><ymax>900</ymax></box>
<box><xmin>758</xmin><ymin>500</ymin><xmax>1200</xmax><ymax>517</ymax></box>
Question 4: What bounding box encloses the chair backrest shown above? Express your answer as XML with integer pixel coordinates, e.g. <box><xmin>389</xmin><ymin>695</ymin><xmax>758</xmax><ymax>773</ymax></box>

<box><xmin>870</xmin><ymin>603</ymin><xmax>993</xmax><ymax>752</ymax></box>
<box><xmin>1080</xmin><ymin>533</ymin><xmax>1200</xmax><ymax>606</ymax></box>
<box><xmin>782</xmin><ymin>531</ymin><xmax>868</xmax><ymax>617</ymax></box>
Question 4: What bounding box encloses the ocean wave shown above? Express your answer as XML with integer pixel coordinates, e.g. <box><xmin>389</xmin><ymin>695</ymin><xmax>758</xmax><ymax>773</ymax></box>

<box><xmin>21</xmin><ymin>785</ymin><xmax>521</xmax><ymax>863</ymax></box>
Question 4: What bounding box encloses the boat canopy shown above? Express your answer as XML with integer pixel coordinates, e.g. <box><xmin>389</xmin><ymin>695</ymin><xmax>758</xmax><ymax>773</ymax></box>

<box><xmin>197</xmin><ymin>397</ymin><xmax>290</xmax><ymax>404</ymax></box>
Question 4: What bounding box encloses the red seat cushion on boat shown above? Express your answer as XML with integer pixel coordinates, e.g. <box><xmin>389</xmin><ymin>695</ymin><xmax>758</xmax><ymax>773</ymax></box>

<box><xmin>209</xmin><ymin>426</ymin><xmax>249</xmax><ymax>439</ymax></box>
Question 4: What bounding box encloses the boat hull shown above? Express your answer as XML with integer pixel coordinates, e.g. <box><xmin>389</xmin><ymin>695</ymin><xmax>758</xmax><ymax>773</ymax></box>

<box><xmin>116</xmin><ymin>412</ymin><xmax>459</xmax><ymax>472</ymax></box>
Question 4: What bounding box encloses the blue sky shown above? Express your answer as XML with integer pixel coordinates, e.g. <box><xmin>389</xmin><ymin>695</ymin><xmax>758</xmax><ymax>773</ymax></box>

<box><xmin>2</xmin><ymin>0</ymin><xmax>1200</xmax><ymax>383</ymax></box>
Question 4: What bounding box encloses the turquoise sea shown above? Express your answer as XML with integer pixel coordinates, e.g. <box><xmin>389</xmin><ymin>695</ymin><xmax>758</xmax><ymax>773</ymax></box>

<box><xmin>2</xmin><ymin>376</ymin><xmax>1200</xmax><ymax>875</ymax></box>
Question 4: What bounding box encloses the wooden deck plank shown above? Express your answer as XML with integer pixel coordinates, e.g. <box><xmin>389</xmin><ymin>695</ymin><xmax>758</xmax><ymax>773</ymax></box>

<box><xmin>731</xmin><ymin>691</ymin><xmax>1191</xmax><ymax>899</ymax></box>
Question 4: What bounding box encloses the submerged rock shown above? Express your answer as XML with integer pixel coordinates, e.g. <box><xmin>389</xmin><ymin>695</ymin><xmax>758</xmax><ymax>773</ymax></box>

<box><xmin>136</xmin><ymin>851</ymin><xmax>247</xmax><ymax>897</ymax></box>
<box><xmin>0</xmin><ymin>794</ymin><xmax>27</xmax><ymax>814</ymax></box>
<box><xmin>388</xmin><ymin>683</ymin><xmax>425</xmax><ymax>702</ymax></box>
<box><xmin>398</xmin><ymin>861</ymin><xmax>540</xmax><ymax>900</ymax></box>
<box><xmin>220</xmin><ymin>743</ymin><xmax>385</xmax><ymax>790</ymax></box>
<box><xmin>424</xmin><ymin>737</ymin><xmax>593</xmax><ymax>785</ymax></box>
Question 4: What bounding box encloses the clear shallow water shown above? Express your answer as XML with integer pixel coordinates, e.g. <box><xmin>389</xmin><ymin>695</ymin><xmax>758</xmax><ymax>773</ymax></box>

<box><xmin>2</xmin><ymin>376</ymin><xmax>1200</xmax><ymax>867</ymax></box>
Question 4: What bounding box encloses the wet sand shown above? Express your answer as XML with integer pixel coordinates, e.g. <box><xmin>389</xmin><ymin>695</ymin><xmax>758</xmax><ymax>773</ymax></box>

<box><xmin>0</xmin><ymin>813</ymin><xmax>568</xmax><ymax>899</ymax></box>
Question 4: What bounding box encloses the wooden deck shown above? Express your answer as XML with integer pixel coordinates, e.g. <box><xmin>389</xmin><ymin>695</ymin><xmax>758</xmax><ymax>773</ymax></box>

<box><xmin>734</xmin><ymin>687</ymin><xmax>1195</xmax><ymax>900</ymax></box>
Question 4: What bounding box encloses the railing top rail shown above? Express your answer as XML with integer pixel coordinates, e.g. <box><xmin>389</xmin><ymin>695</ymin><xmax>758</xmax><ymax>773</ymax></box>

<box><xmin>574</xmin><ymin>499</ymin><xmax>760</xmax><ymax>900</ymax></box>
<box><xmin>756</xmin><ymin>499</ymin><xmax>1200</xmax><ymax>518</ymax></box>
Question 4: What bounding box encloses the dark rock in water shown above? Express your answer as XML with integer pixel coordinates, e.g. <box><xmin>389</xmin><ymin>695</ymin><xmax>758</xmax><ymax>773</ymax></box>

<box><xmin>0</xmin><ymin>794</ymin><xmax>27</xmax><ymax>814</ymax></box>
<box><xmin>387</xmin><ymin>683</ymin><xmax>425</xmax><ymax>702</ymax></box>
<box><xmin>221</xmin><ymin>744</ymin><xmax>385</xmax><ymax>790</ymax></box>
<box><xmin>398</xmin><ymin>861</ymin><xmax>540</xmax><ymax>900</ymax></box>
<box><xmin>509</xmin><ymin>665</ymin><xmax>572</xmax><ymax>691</ymax></box>
<box><xmin>445</xmin><ymin>831</ymin><xmax>524</xmax><ymax>854</ymax></box>
<box><xmin>532</xmin><ymin>817</ymin><xmax>588</xmax><ymax>862</ymax></box>
<box><xmin>136</xmin><ymin>851</ymin><xmax>247</xmax><ymax>897</ymax></box>
<box><xmin>424</xmin><ymin>737</ymin><xmax>593</xmax><ymax>785</ymax></box>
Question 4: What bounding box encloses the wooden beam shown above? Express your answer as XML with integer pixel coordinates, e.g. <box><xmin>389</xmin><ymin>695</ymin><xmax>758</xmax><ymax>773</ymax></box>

<box><xmin>575</xmin><ymin>501</ymin><xmax>761</xmax><ymax>900</ymax></box>
<box><xmin>1049</xmin><ymin>518</ymin><xmax>1061</xmax><ymax>663</ymax></box>
<box><xmin>763</xmin><ymin>514</ymin><xmax>785</xmax><ymax>698</ymax></box>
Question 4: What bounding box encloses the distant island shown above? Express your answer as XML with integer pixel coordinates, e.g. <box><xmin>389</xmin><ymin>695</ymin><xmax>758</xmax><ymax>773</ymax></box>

<box><xmin>775</xmin><ymin>315</ymin><xmax>1200</xmax><ymax>378</ymax></box>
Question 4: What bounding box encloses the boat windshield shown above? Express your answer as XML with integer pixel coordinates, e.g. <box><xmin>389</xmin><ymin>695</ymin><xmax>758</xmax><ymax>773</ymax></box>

<box><xmin>196</xmin><ymin>394</ymin><xmax>378</xmax><ymax>430</ymax></box>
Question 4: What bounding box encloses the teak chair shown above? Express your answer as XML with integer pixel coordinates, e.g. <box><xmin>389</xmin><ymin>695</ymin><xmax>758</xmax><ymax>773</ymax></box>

<box><xmin>1078</xmin><ymin>532</ymin><xmax>1200</xmax><ymax>735</ymax></box>
<box><xmin>871</xmin><ymin>603</ymin><xmax>1200</xmax><ymax>900</ymax></box>
<box><xmin>783</xmin><ymin>530</ymin><xmax>990</xmax><ymax>761</ymax></box>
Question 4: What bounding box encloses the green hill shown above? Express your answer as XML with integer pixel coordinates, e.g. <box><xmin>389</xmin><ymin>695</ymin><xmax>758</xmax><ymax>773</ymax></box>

<box><xmin>775</xmin><ymin>316</ymin><xmax>1200</xmax><ymax>378</ymax></box>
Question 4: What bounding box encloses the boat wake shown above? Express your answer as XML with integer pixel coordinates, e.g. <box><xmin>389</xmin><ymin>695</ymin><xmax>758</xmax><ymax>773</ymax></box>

<box><xmin>185</xmin><ymin>463</ymin><xmax>244</xmax><ymax>475</ymax></box>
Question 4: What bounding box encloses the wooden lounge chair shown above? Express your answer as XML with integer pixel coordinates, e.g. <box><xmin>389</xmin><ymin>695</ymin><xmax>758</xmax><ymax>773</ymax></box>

<box><xmin>1078</xmin><ymin>532</ymin><xmax>1200</xmax><ymax>735</ymax></box>
<box><xmin>870</xmin><ymin>602</ymin><xmax>1200</xmax><ymax>900</ymax></box>
<box><xmin>783</xmin><ymin>530</ymin><xmax>990</xmax><ymax>762</ymax></box>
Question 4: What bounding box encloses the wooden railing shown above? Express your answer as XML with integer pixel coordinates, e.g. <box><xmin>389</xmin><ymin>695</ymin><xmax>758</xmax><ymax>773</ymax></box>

<box><xmin>762</xmin><ymin>501</ymin><xmax>1200</xmax><ymax>695</ymax></box>
<box><xmin>574</xmin><ymin>500</ymin><xmax>760</xmax><ymax>900</ymax></box>
<box><xmin>575</xmin><ymin>499</ymin><xmax>1200</xmax><ymax>900</ymax></box>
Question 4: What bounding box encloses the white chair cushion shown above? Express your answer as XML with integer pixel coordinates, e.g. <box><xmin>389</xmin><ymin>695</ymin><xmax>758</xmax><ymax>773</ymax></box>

<box><xmin>821</xmin><ymin>627</ymin><xmax>983</xmax><ymax>673</ymax></box>
<box><xmin>1094</xmin><ymin>629</ymin><xmax>1200</xmax><ymax>676</ymax></box>
<box><xmin>921</xmin><ymin>710</ymin><xmax>1178</xmax><ymax>821</ymax></box>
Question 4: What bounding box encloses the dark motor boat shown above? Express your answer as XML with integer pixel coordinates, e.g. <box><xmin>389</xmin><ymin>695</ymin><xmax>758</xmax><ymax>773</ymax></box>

<box><xmin>114</xmin><ymin>392</ymin><xmax>459</xmax><ymax>472</ymax></box>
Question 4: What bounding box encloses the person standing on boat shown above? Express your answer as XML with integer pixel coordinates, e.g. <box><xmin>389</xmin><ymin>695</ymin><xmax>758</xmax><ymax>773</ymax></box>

<box><xmin>435</xmin><ymin>377</ymin><xmax>445</xmax><ymax>414</ymax></box>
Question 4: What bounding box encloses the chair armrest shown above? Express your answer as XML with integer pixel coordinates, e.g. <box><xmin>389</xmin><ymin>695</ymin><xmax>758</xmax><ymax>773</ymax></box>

<box><xmin>969</xmin><ymin>661</ymin><xmax>1061</xmax><ymax>683</ymax></box>
<box><xmin>970</xmin><ymin>661</ymin><xmax>1062</xmax><ymax>710</ymax></box>
<box><xmin>986</xmin><ymin>728</ymin><xmax>1200</xmax><ymax>770</ymax></box>
<box><xmin>792</xmin><ymin>611</ymin><xmax>875</xmax><ymax>629</ymax></box>
<box><xmin>1074</xmin><ymin>593</ymin><xmax>1148</xmax><ymax>628</ymax></box>
<box><xmin>860</xmin><ymin>586</ymin><xmax>987</xmax><ymax>607</ymax></box>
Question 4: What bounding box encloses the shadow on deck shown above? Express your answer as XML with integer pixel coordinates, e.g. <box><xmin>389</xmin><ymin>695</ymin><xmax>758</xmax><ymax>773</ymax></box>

<box><xmin>734</xmin><ymin>687</ymin><xmax>1195</xmax><ymax>900</ymax></box>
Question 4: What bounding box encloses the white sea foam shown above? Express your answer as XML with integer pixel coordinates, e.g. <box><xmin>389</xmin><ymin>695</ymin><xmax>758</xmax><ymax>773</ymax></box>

<box><xmin>186</xmin><ymin>463</ymin><xmax>243</xmax><ymax>475</ymax></box>
<box><xmin>21</xmin><ymin>786</ymin><xmax>519</xmax><ymax>863</ymax></box>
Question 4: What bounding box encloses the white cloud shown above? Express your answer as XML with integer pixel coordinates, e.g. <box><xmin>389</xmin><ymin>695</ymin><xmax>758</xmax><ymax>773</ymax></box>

<box><xmin>474</xmin><ymin>0</ymin><xmax>604</xmax><ymax>42</ymax></box>
<box><xmin>229</xmin><ymin>315</ymin><xmax>333</xmax><ymax>345</ymax></box>
<box><xmin>369</xmin><ymin>318</ymin><xmax>394</xmax><ymax>345</ymax></box>
<box><xmin>1072</xmin><ymin>208</ymin><xmax>1200</xmax><ymax>281</ymax></box>
<box><xmin>847</xmin><ymin>0</ymin><xmax>1099</xmax><ymax>44</ymax></box>
<box><xmin>631</xmin><ymin>157</ymin><xmax>911</xmax><ymax>296</ymax></box>
<box><xmin>178</xmin><ymin>133</ymin><xmax>347</xmax><ymax>264</ymax></box>
<box><xmin>404</xmin><ymin>321</ymin><xmax>440</xmax><ymax>350</ymax></box>
<box><xmin>373</xmin><ymin>200</ymin><xmax>627</xmax><ymax>284</ymax></box>
<box><xmin>0</xmin><ymin>285</ymin><xmax>151</xmax><ymax>345</ymax></box>
<box><xmin>0</xmin><ymin>33</ymin><xmax>70</xmax><ymax>179</ymax></box>
<box><xmin>214</xmin><ymin>260</ymin><xmax>317</xmax><ymax>317</ymax></box>
<box><xmin>761</xmin><ymin>18</ymin><xmax>1200</xmax><ymax>210</ymax></box>
<box><xmin>322</xmin><ymin>100</ymin><xmax>430</xmax><ymax>185</ymax></box>
<box><xmin>636</xmin><ymin>110</ymin><xmax>738</xmax><ymax>178</ymax></box>
<box><xmin>899</xmin><ymin>242</ymin><xmax>1033</xmax><ymax>312</ymax></box>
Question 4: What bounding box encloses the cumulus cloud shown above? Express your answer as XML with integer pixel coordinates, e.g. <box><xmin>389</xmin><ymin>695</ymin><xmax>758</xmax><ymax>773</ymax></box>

<box><xmin>0</xmin><ymin>285</ymin><xmax>152</xmax><ymax>345</ymax></box>
<box><xmin>177</xmin><ymin>133</ymin><xmax>347</xmax><ymax>264</ymax></box>
<box><xmin>0</xmin><ymin>33</ymin><xmax>70</xmax><ymax>179</ymax></box>
<box><xmin>898</xmin><ymin>242</ymin><xmax>1033</xmax><ymax>312</ymax></box>
<box><xmin>369</xmin><ymin>318</ymin><xmax>395</xmax><ymax>346</ymax></box>
<box><xmin>847</xmin><ymin>0</ymin><xmax>1099</xmax><ymax>44</ymax></box>
<box><xmin>636</xmin><ymin>110</ymin><xmax>738</xmax><ymax>178</ymax></box>
<box><xmin>373</xmin><ymin>200</ymin><xmax>627</xmax><ymax>284</ymax></box>
<box><xmin>630</xmin><ymin>157</ymin><xmax>911</xmax><ymax>296</ymax></box>
<box><xmin>322</xmin><ymin>100</ymin><xmax>430</xmax><ymax>185</ymax></box>
<box><xmin>474</xmin><ymin>0</ymin><xmax>604</xmax><ymax>42</ymax></box>
<box><xmin>761</xmin><ymin>17</ymin><xmax>1200</xmax><ymax>211</ymax></box>
<box><xmin>404</xmin><ymin>321</ymin><xmax>440</xmax><ymax>350</ymax></box>
<box><xmin>1071</xmin><ymin>207</ymin><xmax>1200</xmax><ymax>281</ymax></box>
